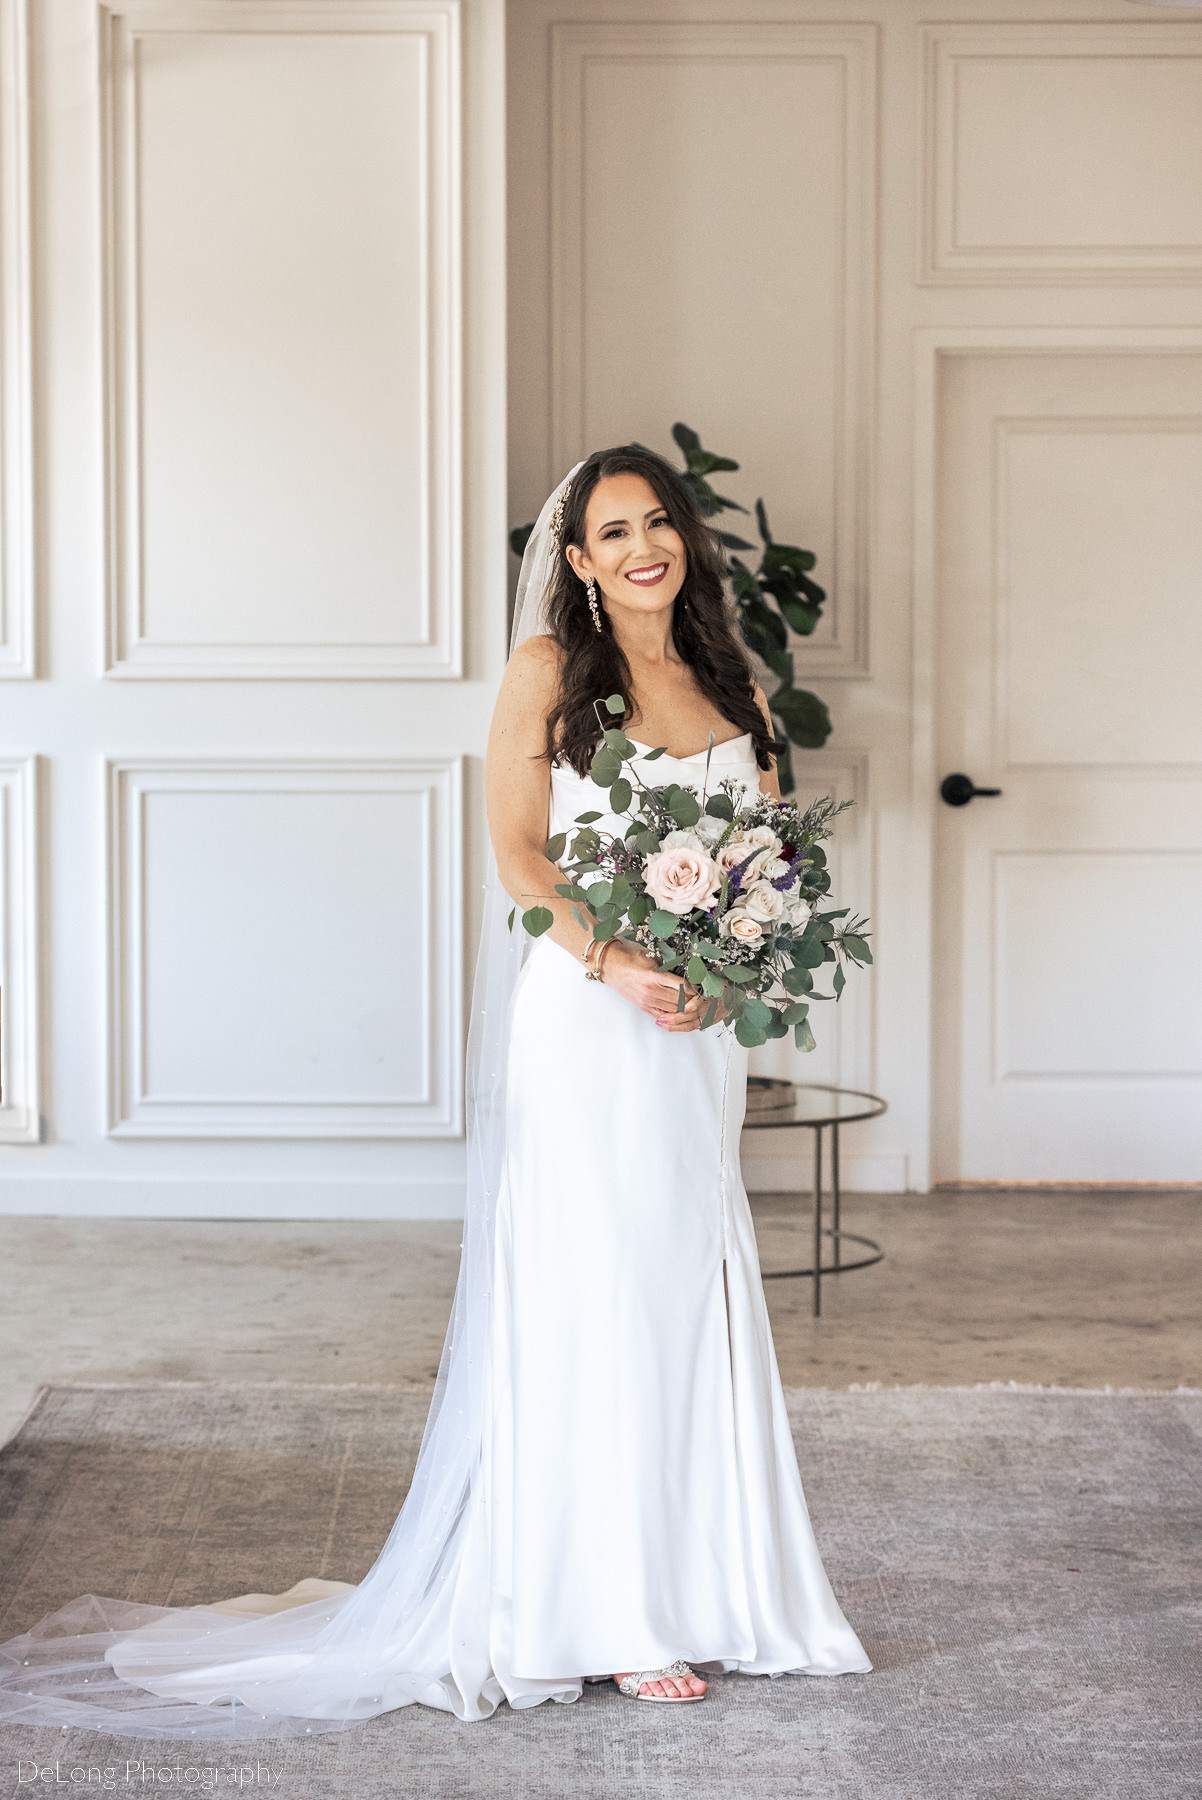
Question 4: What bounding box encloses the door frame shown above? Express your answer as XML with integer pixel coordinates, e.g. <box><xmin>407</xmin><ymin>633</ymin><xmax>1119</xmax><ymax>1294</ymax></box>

<box><xmin>912</xmin><ymin>325</ymin><xmax>1202</xmax><ymax>1186</ymax></box>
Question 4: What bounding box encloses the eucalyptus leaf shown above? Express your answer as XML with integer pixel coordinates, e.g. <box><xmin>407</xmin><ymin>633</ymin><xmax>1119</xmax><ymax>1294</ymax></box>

<box><xmin>832</xmin><ymin>964</ymin><xmax>846</xmax><ymax>999</ymax></box>
<box><xmin>521</xmin><ymin>906</ymin><xmax>553</xmax><ymax>938</ymax></box>
<box><xmin>610</xmin><ymin>777</ymin><xmax>632</xmax><ymax>813</ymax></box>
<box><xmin>590</xmin><ymin>747</ymin><xmax>621</xmax><ymax>786</ymax></box>
<box><xmin>765</xmin><ymin>1014</ymin><xmax>789</xmax><ymax>1039</ymax></box>
<box><xmin>842</xmin><ymin>934</ymin><xmax>873</xmax><ymax>964</ymax></box>
<box><xmin>687</xmin><ymin>956</ymin><xmax>708</xmax><ymax>985</ymax></box>
<box><xmin>628</xmin><ymin>895</ymin><xmax>651</xmax><ymax>926</ymax></box>
<box><xmin>668</xmin><ymin>788</ymin><xmax>701</xmax><ymax>827</ymax></box>
<box><xmin>735</xmin><ymin>1017</ymin><xmax>768</xmax><ymax>1049</ymax></box>
<box><xmin>701</xmin><ymin>971</ymin><xmax>725</xmax><ymax>997</ymax></box>
<box><xmin>507</xmin><ymin>906</ymin><xmax>515</xmax><ymax>931</ymax></box>
<box><xmin>725</xmin><ymin>964</ymin><xmax>758</xmax><ymax>986</ymax></box>
<box><xmin>604</xmin><ymin>694</ymin><xmax>626</xmax><ymax>714</ymax></box>
<box><xmin>742</xmin><ymin>995</ymin><xmax>772</xmax><ymax>1029</ymax></box>
<box><xmin>649</xmin><ymin>910</ymin><xmax>679</xmax><ymax>939</ymax></box>
<box><xmin>794</xmin><ymin>1018</ymin><xmax>817</xmax><ymax>1053</ymax></box>
<box><xmin>574</xmin><ymin>810</ymin><xmax>602</xmax><ymax>824</ymax></box>
<box><xmin>545</xmin><ymin>832</ymin><xmax>566</xmax><ymax>861</ymax></box>
<box><xmin>641</xmin><ymin>745</ymin><xmax>667</xmax><ymax>762</ymax></box>
<box><xmin>704</xmin><ymin>794</ymin><xmax>735</xmax><ymax>821</ymax></box>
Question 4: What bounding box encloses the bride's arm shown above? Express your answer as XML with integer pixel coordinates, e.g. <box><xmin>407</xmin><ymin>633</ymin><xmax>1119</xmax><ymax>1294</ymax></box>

<box><xmin>485</xmin><ymin>637</ymin><xmax>705</xmax><ymax>1030</ymax></box>
<box><xmin>754</xmin><ymin>685</ymin><xmax>783</xmax><ymax>801</ymax></box>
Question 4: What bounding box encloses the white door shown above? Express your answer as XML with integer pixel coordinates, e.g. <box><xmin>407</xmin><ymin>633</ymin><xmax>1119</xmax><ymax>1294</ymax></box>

<box><xmin>934</xmin><ymin>351</ymin><xmax>1202</xmax><ymax>1182</ymax></box>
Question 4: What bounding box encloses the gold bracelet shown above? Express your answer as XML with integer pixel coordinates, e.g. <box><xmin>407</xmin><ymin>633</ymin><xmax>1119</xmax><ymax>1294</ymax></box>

<box><xmin>582</xmin><ymin>936</ymin><xmax>601</xmax><ymax>973</ymax></box>
<box><xmin>587</xmin><ymin>938</ymin><xmax>617</xmax><ymax>984</ymax></box>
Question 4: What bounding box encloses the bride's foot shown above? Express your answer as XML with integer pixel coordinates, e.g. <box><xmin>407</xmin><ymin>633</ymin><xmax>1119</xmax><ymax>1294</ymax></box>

<box><xmin>612</xmin><ymin>1665</ymin><xmax>707</xmax><ymax>1700</ymax></box>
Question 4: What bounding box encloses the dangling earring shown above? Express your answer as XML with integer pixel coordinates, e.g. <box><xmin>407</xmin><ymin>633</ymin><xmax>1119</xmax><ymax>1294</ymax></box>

<box><xmin>585</xmin><ymin>577</ymin><xmax>602</xmax><ymax>634</ymax></box>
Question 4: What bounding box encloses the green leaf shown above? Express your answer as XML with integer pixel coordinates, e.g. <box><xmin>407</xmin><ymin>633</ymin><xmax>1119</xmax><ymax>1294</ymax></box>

<box><xmin>641</xmin><ymin>745</ymin><xmax>667</xmax><ymax>762</ymax></box>
<box><xmin>761</xmin><ymin>540</ymin><xmax>817</xmax><ymax>578</ymax></box>
<box><xmin>776</xmin><ymin>593</ymin><xmax>823</xmax><ymax>637</ymax></box>
<box><xmin>717</xmin><ymin>530</ymin><xmax>755</xmax><ymax>551</ymax></box>
<box><xmin>782</xmin><ymin>1001</ymin><xmax>810</xmax><ymax>1026</ymax></box>
<box><xmin>610</xmin><ymin>777</ymin><xmax>632</xmax><ymax>813</ymax></box>
<box><xmin>628</xmin><ymin>895</ymin><xmax>651</xmax><ymax>926</ymax></box>
<box><xmin>574</xmin><ymin>810</ymin><xmax>602</xmax><ymax>824</ymax></box>
<box><xmin>545</xmin><ymin>832</ymin><xmax>566</xmax><ymax>862</ymax></box>
<box><xmin>765</xmin><ymin>1014</ymin><xmax>789</xmax><ymax>1039</ymax></box>
<box><xmin>783</xmin><ymin>964</ymin><xmax>814</xmax><ymax>995</ymax></box>
<box><xmin>700</xmin><ymin>999</ymin><xmax>720</xmax><ymax>1031</ymax></box>
<box><xmin>687</xmin><ymin>955</ymin><xmax>708</xmax><ymax>985</ymax></box>
<box><xmin>735</xmin><ymin>1016</ymin><xmax>768</xmax><ymax>1049</ymax></box>
<box><xmin>570</xmin><ymin>905</ymin><xmax>588</xmax><ymax>930</ymax></box>
<box><xmin>842</xmin><ymin>934</ymin><xmax>873</xmax><ymax>965</ymax></box>
<box><xmin>705</xmin><ymin>793</ymin><xmax>735</xmax><ymax>821</ymax></box>
<box><xmin>522</xmin><ymin>906</ymin><xmax>553</xmax><ymax>937</ymax></box>
<box><xmin>832</xmin><ymin>963</ymin><xmax>846</xmax><ymax>999</ymax></box>
<box><xmin>604</xmin><ymin>693</ymin><xmax>626</xmax><ymax>714</ymax></box>
<box><xmin>742</xmin><ymin>995</ymin><xmax>772</xmax><ymax>1029</ymax></box>
<box><xmin>790</xmin><ymin>935</ymin><xmax>826</xmax><ymax>971</ymax></box>
<box><xmin>671</xmin><ymin>422</ymin><xmax>702</xmax><ymax>459</ymax></box>
<box><xmin>668</xmin><ymin>787</ymin><xmax>701</xmax><ymax>827</ymax></box>
<box><xmin>725</xmin><ymin>964</ymin><xmax>759</xmax><ymax>985</ymax></box>
<box><xmin>701</xmin><ymin>971</ymin><xmax>725</xmax><ymax>997</ymax></box>
<box><xmin>794</xmin><ymin>1017</ymin><xmax>817</xmax><ymax>1053</ymax></box>
<box><xmin>649</xmin><ymin>910</ymin><xmax>678</xmax><ymax>939</ymax></box>
<box><xmin>592</xmin><ymin>914</ymin><xmax>621</xmax><ymax>941</ymax></box>
<box><xmin>507</xmin><ymin>906</ymin><xmax>515</xmax><ymax>931</ymax></box>
<box><xmin>771</xmin><ymin>686</ymin><xmax>832</xmax><ymax>750</ymax></box>
<box><xmin>590</xmin><ymin>746</ymin><xmax>622</xmax><ymax>786</ymax></box>
<box><xmin>676</xmin><ymin>984</ymin><xmax>687</xmax><ymax>1014</ymax></box>
<box><xmin>609</xmin><ymin>874</ymin><xmax>634</xmax><ymax>911</ymax></box>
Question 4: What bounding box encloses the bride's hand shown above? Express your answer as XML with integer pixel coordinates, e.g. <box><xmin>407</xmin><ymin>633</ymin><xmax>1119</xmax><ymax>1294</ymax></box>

<box><xmin>600</xmin><ymin>941</ymin><xmax>707</xmax><ymax>1032</ymax></box>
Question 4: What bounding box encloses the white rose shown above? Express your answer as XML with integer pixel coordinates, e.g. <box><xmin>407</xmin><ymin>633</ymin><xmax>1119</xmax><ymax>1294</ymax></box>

<box><xmin>743</xmin><ymin>880</ymin><xmax>785</xmax><ymax>923</ymax></box>
<box><xmin>759</xmin><ymin>855</ymin><xmax>790</xmax><ymax>881</ymax></box>
<box><xmin>718</xmin><ymin>907</ymin><xmax>764</xmax><ymax>945</ymax></box>
<box><xmin>744</xmin><ymin>825</ymin><xmax>783</xmax><ymax>857</ymax></box>
<box><xmin>692</xmin><ymin>813</ymin><xmax>728</xmax><ymax>847</ymax></box>
<box><xmin>659</xmin><ymin>827</ymin><xmax>706</xmax><ymax>852</ymax></box>
<box><xmin>787</xmin><ymin>893</ymin><xmax>814</xmax><ymax>928</ymax></box>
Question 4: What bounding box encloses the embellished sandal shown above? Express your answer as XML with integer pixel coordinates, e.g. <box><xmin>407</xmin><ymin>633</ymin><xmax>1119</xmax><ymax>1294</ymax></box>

<box><xmin>615</xmin><ymin>1660</ymin><xmax>706</xmax><ymax>1703</ymax></box>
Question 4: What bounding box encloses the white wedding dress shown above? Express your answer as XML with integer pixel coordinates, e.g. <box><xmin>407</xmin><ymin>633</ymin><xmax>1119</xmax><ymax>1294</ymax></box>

<box><xmin>0</xmin><ymin>732</ymin><xmax>869</xmax><ymax>1739</ymax></box>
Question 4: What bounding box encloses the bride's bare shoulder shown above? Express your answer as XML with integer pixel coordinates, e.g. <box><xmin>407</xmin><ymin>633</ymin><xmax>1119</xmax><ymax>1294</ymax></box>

<box><xmin>499</xmin><ymin>634</ymin><xmax>563</xmax><ymax>710</ymax></box>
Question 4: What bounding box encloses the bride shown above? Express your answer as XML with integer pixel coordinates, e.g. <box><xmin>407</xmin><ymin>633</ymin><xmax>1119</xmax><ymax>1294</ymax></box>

<box><xmin>0</xmin><ymin>447</ymin><xmax>870</xmax><ymax>1739</ymax></box>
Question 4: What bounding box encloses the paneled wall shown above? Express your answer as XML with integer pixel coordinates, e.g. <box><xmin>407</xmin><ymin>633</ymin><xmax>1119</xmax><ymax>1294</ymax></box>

<box><xmin>509</xmin><ymin>0</ymin><xmax>1202</xmax><ymax>1189</ymax></box>
<box><xmin>0</xmin><ymin>0</ymin><xmax>506</xmax><ymax>1217</ymax></box>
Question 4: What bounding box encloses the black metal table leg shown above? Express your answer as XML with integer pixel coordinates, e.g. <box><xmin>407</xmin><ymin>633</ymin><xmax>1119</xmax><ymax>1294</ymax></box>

<box><xmin>832</xmin><ymin>1123</ymin><xmax>842</xmax><ymax>1271</ymax></box>
<box><xmin>812</xmin><ymin>1124</ymin><xmax>823</xmax><ymax>1317</ymax></box>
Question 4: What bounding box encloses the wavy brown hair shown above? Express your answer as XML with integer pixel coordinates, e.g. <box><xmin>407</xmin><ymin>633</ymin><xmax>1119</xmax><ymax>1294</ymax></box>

<box><xmin>541</xmin><ymin>445</ymin><xmax>779</xmax><ymax>776</ymax></box>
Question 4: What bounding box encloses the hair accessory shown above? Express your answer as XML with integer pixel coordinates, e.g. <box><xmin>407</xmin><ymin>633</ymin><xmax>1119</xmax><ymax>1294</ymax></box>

<box><xmin>586</xmin><ymin>577</ymin><xmax>603</xmax><ymax>633</ymax></box>
<box><xmin>549</xmin><ymin>480</ymin><xmax>572</xmax><ymax>547</ymax></box>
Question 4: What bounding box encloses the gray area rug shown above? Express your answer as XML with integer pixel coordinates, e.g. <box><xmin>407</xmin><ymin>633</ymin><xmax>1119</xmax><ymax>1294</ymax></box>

<box><xmin>0</xmin><ymin>1381</ymin><xmax>1198</xmax><ymax>1799</ymax></box>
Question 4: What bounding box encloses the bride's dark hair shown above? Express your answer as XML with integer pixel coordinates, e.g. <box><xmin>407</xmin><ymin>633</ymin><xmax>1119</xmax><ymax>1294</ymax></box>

<box><xmin>543</xmin><ymin>445</ymin><xmax>779</xmax><ymax>776</ymax></box>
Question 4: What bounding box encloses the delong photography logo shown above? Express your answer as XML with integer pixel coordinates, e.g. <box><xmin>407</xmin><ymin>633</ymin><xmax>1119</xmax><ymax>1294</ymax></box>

<box><xmin>16</xmin><ymin>1762</ymin><xmax>284</xmax><ymax>1790</ymax></box>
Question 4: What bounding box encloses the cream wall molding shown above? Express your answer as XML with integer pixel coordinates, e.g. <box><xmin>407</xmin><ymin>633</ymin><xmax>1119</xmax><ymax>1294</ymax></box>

<box><xmin>106</xmin><ymin>755</ymin><xmax>463</xmax><ymax>1137</ymax></box>
<box><xmin>549</xmin><ymin>20</ymin><xmax>877</xmax><ymax>679</ymax></box>
<box><xmin>98</xmin><ymin>0</ymin><xmax>463</xmax><ymax>679</ymax></box>
<box><xmin>0</xmin><ymin>755</ymin><xmax>39</xmax><ymax>1143</ymax></box>
<box><xmin>0</xmin><ymin>0</ymin><xmax>33</xmax><ymax>678</ymax></box>
<box><xmin>921</xmin><ymin>21</ymin><xmax>1202</xmax><ymax>284</ymax></box>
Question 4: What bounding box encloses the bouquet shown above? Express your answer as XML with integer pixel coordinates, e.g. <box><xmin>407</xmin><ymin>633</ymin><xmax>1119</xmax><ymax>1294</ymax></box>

<box><xmin>512</xmin><ymin>696</ymin><xmax>871</xmax><ymax>1051</ymax></box>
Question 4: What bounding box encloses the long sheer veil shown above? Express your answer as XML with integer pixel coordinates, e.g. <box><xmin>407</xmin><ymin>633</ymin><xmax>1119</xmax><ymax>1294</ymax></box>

<box><xmin>0</xmin><ymin>467</ymin><xmax>584</xmax><ymax>1740</ymax></box>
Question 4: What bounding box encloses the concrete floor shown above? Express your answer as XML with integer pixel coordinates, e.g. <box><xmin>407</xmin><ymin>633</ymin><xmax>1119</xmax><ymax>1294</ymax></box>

<box><xmin>0</xmin><ymin>1189</ymin><xmax>1198</xmax><ymax>1446</ymax></box>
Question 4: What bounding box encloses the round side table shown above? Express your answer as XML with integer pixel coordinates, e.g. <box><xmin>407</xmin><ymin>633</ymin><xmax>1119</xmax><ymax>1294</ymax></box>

<box><xmin>743</xmin><ymin>1078</ymin><xmax>888</xmax><ymax>1317</ymax></box>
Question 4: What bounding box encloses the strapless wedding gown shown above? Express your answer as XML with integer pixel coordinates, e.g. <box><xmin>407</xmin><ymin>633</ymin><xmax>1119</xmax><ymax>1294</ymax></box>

<box><xmin>0</xmin><ymin>734</ymin><xmax>869</xmax><ymax>1737</ymax></box>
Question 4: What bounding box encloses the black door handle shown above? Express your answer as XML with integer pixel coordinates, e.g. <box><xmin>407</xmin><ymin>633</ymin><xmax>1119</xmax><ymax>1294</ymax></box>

<box><xmin>940</xmin><ymin>772</ymin><xmax>1002</xmax><ymax>807</ymax></box>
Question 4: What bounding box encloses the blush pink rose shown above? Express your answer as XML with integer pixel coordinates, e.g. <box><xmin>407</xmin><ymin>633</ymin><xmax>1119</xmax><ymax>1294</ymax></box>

<box><xmin>716</xmin><ymin>833</ymin><xmax>773</xmax><ymax>884</ymax></box>
<box><xmin>643</xmin><ymin>845</ymin><xmax>721</xmax><ymax>915</ymax></box>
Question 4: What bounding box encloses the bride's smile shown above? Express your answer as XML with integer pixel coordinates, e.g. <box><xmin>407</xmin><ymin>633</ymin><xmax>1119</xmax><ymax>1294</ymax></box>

<box><xmin>565</xmin><ymin>469</ymin><xmax>687</xmax><ymax>622</ymax></box>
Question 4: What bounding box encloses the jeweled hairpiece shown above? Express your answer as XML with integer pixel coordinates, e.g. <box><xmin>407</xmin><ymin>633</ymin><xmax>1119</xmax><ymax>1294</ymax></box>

<box><xmin>549</xmin><ymin>480</ymin><xmax>572</xmax><ymax>546</ymax></box>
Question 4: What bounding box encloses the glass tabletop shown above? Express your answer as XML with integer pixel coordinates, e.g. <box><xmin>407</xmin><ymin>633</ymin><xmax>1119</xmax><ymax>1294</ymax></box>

<box><xmin>743</xmin><ymin>1077</ymin><xmax>888</xmax><ymax>1129</ymax></box>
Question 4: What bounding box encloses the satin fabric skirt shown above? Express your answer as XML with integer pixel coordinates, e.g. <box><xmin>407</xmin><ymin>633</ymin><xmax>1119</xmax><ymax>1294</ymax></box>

<box><xmin>486</xmin><ymin>935</ymin><xmax>871</xmax><ymax>1686</ymax></box>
